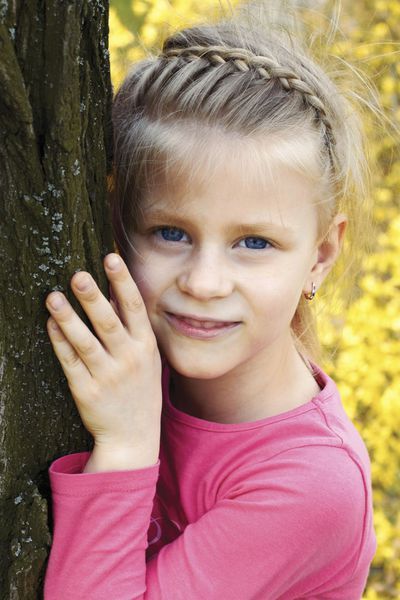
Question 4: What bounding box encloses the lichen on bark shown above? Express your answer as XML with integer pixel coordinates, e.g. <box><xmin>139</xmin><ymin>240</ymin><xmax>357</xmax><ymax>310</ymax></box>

<box><xmin>0</xmin><ymin>1</ymin><xmax>113</xmax><ymax>597</ymax></box>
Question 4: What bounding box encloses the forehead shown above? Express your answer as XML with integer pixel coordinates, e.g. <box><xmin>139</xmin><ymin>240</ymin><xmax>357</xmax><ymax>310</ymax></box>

<box><xmin>141</xmin><ymin>130</ymin><xmax>321</xmax><ymax>231</ymax></box>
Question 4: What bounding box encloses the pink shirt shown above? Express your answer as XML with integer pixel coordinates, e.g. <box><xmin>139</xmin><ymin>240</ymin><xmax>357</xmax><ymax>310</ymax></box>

<box><xmin>44</xmin><ymin>361</ymin><xmax>377</xmax><ymax>599</ymax></box>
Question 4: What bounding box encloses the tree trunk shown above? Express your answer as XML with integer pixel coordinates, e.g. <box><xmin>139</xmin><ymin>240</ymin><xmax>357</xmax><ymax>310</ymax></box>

<box><xmin>0</xmin><ymin>1</ymin><xmax>113</xmax><ymax>597</ymax></box>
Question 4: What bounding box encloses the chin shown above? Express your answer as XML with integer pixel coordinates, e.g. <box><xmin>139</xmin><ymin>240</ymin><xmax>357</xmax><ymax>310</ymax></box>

<box><xmin>162</xmin><ymin>347</ymin><xmax>234</xmax><ymax>380</ymax></box>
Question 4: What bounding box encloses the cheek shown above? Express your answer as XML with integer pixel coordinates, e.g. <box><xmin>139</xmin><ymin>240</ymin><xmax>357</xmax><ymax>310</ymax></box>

<box><xmin>249</xmin><ymin>268</ymin><xmax>304</xmax><ymax>320</ymax></box>
<box><xmin>128</xmin><ymin>260</ymin><xmax>166</xmax><ymax>307</ymax></box>
<box><xmin>129</xmin><ymin>260</ymin><xmax>173</xmax><ymax>309</ymax></box>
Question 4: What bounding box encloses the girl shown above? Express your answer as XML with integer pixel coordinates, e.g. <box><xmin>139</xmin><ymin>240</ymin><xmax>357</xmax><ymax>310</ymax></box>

<box><xmin>43</xmin><ymin>5</ymin><xmax>377</xmax><ymax>599</ymax></box>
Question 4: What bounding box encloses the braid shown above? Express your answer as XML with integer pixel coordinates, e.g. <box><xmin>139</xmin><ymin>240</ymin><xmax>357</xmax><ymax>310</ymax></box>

<box><xmin>160</xmin><ymin>44</ymin><xmax>336</xmax><ymax>162</ymax></box>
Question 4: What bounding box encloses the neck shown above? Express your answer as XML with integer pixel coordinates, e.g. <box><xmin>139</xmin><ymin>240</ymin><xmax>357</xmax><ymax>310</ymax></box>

<box><xmin>168</xmin><ymin>339</ymin><xmax>320</xmax><ymax>424</ymax></box>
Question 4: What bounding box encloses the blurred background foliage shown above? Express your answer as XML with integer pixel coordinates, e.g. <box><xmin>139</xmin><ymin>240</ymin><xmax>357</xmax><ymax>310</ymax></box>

<box><xmin>108</xmin><ymin>1</ymin><xmax>399</xmax><ymax>597</ymax></box>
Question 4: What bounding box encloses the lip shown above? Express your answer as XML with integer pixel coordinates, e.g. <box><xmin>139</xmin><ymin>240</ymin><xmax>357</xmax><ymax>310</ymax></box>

<box><xmin>165</xmin><ymin>312</ymin><xmax>241</xmax><ymax>340</ymax></box>
<box><xmin>168</xmin><ymin>312</ymin><xmax>239</xmax><ymax>324</ymax></box>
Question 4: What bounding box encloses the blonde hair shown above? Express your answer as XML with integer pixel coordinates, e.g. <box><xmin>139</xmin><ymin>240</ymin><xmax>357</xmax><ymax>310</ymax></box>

<box><xmin>110</xmin><ymin>1</ymin><xmax>375</xmax><ymax>366</ymax></box>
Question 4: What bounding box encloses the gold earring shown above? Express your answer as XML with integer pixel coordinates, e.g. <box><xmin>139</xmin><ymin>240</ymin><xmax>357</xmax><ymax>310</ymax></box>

<box><xmin>304</xmin><ymin>282</ymin><xmax>316</xmax><ymax>301</ymax></box>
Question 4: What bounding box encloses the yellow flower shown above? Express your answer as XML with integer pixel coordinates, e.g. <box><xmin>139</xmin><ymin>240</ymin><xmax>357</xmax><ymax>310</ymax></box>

<box><xmin>372</xmin><ymin>21</ymin><xmax>391</xmax><ymax>39</ymax></box>
<box><xmin>132</xmin><ymin>0</ymin><xmax>149</xmax><ymax>17</ymax></box>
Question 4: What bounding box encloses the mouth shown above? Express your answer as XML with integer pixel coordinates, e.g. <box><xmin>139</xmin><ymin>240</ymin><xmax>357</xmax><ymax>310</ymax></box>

<box><xmin>164</xmin><ymin>312</ymin><xmax>241</xmax><ymax>339</ymax></box>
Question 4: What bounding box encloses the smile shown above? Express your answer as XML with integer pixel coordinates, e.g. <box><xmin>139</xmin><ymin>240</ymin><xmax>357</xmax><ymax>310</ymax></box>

<box><xmin>164</xmin><ymin>312</ymin><xmax>241</xmax><ymax>339</ymax></box>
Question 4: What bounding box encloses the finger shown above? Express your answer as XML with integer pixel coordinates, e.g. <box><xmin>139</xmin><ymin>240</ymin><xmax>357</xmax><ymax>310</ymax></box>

<box><xmin>70</xmin><ymin>270</ymin><xmax>130</xmax><ymax>354</ymax></box>
<box><xmin>103</xmin><ymin>253</ymin><xmax>152</xmax><ymax>340</ymax></box>
<box><xmin>110</xmin><ymin>298</ymin><xmax>118</xmax><ymax>316</ymax></box>
<box><xmin>46</xmin><ymin>317</ymin><xmax>92</xmax><ymax>386</ymax></box>
<box><xmin>46</xmin><ymin>291</ymin><xmax>107</xmax><ymax>373</ymax></box>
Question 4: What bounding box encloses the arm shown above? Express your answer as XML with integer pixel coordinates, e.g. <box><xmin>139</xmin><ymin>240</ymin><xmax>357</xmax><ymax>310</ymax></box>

<box><xmin>44</xmin><ymin>446</ymin><xmax>371</xmax><ymax>600</ymax></box>
<box><xmin>44</xmin><ymin>452</ymin><xmax>160</xmax><ymax>600</ymax></box>
<box><xmin>44</xmin><ymin>254</ymin><xmax>163</xmax><ymax>595</ymax></box>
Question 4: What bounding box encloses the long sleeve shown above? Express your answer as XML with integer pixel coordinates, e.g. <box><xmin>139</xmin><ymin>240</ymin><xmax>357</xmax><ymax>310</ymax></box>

<box><xmin>44</xmin><ymin>446</ymin><xmax>375</xmax><ymax>600</ymax></box>
<box><xmin>44</xmin><ymin>452</ymin><xmax>160</xmax><ymax>599</ymax></box>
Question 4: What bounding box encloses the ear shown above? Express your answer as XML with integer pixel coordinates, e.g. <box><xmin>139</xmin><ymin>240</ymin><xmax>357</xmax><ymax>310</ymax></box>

<box><xmin>306</xmin><ymin>213</ymin><xmax>347</xmax><ymax>293</ymax></box>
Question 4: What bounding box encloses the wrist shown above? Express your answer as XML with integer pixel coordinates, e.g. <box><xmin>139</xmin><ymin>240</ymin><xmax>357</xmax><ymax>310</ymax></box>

<box><xmin>83</xmin><ymin>442</ymin><xmax>160</xmax><ymax>473</ymax></box>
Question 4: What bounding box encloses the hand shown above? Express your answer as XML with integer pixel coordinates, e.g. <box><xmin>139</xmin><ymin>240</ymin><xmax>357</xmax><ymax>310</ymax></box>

<box><xmin>45</xmin><ymin>253</ymin><xmax>162</xmax><ymax>469</ymax></box>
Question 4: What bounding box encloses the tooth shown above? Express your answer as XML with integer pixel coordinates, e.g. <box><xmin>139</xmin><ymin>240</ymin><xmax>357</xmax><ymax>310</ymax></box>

<box><xmin>183</xmin><ymin>317</ymin><xmax>226</xmax><ymax>329</ymax></box>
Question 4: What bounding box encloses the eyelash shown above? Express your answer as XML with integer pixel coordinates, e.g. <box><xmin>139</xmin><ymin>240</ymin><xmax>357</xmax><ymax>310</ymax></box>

<box><xmin>151</xmin><ymin>226</ymin><xmax>274</xmax><ymax>250</ymax></box>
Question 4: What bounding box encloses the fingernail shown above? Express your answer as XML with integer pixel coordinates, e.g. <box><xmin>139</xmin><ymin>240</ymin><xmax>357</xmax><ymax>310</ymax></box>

<box><xmin>75</xmin><ymin>275</ymin><xmax>92</xmax><ymax>291</ymax></box>
<box><xmin>49</xmin><ymin>293</ymin><xmax>65</xmax><ymax>310</ymax></box>
<box><xmin>106</xmin><ymin>254</ymin><xmax>120</xmax><ymax>270</ymax></box>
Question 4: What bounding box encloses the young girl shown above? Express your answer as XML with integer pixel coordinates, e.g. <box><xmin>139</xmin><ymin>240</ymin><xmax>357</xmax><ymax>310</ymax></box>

<box><xmin>43</xmin><ymin>6</ymin><xmax>377</xmax><ymax>599</ymax></box>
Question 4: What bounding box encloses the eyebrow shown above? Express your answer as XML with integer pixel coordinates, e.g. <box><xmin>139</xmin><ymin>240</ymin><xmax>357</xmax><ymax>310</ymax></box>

<box><xmin>140</xmin><ymin>209</ymin><xmax>296</xmax><ymax>236</ymax></box>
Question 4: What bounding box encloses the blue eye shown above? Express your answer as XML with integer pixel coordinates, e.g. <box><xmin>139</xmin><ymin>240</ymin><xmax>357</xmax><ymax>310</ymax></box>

<box><xmin>153</xmin><ymin>228</ymin><xmax>272</xmax><ymax>250</ymax></box>
<box><xmin>238</xmin><ymin>237</ymin><xmax>271</xmax><ymax>250</ymax></box>
<box><xmin>155</xmin><ymin>227</ymin><xmax>188</xmax><ymax>242</ymax></box>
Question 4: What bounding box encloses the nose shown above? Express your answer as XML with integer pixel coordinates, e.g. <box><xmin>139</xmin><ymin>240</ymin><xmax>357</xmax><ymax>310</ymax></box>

<box><xmin>177</xmin><ymin>247</ymin><xmax>234</xmax><ymax>300</ymax></box>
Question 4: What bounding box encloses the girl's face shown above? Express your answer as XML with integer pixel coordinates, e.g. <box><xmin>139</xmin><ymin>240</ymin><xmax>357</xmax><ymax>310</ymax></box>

<box><xmin>128</xmin><ymin>150</ymin><xmax>322</xmax><ymax>380</ymax></box>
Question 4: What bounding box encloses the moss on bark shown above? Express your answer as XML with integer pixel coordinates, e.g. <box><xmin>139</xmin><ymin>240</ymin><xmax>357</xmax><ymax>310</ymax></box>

<box><xmin>0</xmin><ymin>1</ymin><xmax>113</xmax><ymax>596</ymax></box>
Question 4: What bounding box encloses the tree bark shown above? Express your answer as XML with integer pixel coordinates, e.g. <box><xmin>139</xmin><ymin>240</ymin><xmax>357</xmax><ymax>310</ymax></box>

<box><xmin>0</xmin><ymin>1</ymin><xmax>113</xmax><ymax>597</ymax></box>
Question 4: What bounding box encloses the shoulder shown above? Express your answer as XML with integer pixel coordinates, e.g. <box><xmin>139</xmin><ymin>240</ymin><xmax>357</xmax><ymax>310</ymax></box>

<box><xmin>266</xmin><ymin>444</ymin><xmax>367</xmax><ymax>516</ymax></box>
<box><xmin>229</xmin><ymin>444</ymin><xmax>367</xmax><ymax>542</ymax></box>
<box><xmin>269</xmin><ymin>445</ymin><xmax>370</xmax><ymax>569</ymax></box>
<box><xmin>220</xmin><ymin>444</ymin><xmax>368</xmax><ymax>575</ymax></box>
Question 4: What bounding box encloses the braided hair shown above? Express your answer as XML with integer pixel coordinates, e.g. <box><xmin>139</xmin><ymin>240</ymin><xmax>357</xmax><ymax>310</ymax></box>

<box><xmin>111</xmin><ymin>18</ymin><xmax>369</xmax><ymax>363</ymax></box>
